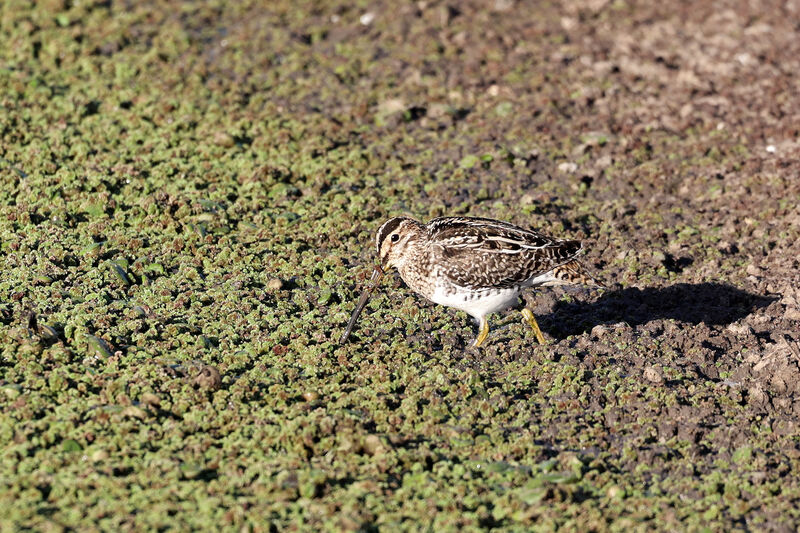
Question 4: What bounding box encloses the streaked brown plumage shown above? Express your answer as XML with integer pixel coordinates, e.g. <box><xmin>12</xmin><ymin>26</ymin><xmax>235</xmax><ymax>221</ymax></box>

<box><xmin>340</xmin><ymin>216</ymin><xmax>603</xmax><ymax>347</ymax></box>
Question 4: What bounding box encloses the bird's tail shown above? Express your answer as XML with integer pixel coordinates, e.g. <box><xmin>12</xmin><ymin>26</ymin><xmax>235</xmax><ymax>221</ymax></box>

<box><xmin>538</xmin><ymin>259</ymin><xmax>605</xmax><ymax>288</ymax></box>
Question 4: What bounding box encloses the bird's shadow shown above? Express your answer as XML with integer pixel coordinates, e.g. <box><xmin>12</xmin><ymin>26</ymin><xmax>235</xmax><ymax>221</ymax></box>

<box><xmin>539</xmin><ymin>282</ymin><xmax>776</xmax><ymax>340</ymax></box>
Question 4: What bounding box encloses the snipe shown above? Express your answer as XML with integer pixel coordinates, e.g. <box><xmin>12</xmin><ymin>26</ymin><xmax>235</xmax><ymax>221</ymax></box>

<box><xmin>340</xmin><ymin>216</ymin><xmax>603</xmax><ymax>347</ymax></box>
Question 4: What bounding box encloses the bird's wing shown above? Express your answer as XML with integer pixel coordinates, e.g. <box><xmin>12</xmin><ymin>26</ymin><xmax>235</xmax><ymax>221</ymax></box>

<box><xmin>426</xmin><ymin>217</ymin><xmax>582</xmax><ymax>289</ymax></box>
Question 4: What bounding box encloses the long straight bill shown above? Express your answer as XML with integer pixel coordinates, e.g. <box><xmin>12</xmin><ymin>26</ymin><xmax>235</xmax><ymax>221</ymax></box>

<box><xmin>339</xmin><ymin>265</ymin><xmax>384</xmax><ymax>344</ymax></box>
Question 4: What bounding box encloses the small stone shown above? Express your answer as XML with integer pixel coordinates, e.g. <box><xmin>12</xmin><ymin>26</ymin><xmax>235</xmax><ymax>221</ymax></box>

<box><xmin>744</xmin><ymin>351</ymin><xmax>760</xmax><ymax>364</ymax></box>
<box><xmin>784</xmin><ymin>308</ymin><xmax>800</xmax><ymax>321</ymax></box>
<box><xmin>427</xmin><ymin>103</ymin><xmax>449</xmax><ymax>119</ymax></box>
<box><xmin>122</xmin><ymin>406</ymin><xmax>147</xmax><ymax>420</ymax></box>
<box><xmin>302</xmin><ymin>391</ymin><xmax>319</xmax><ymax>402</ymax></box>
<box><xmin>140</xmin><ymin>392</ymin><xmax>161</xmax><ymax>407</ymax></box>
<box><xmin>643</xmin><ymin>366</ymin><xmax>664</xmax><ymax>384</ymax></box>
<box><xmin>267</xmin><ymin>278</ymin><xmax>284</xmax><ymax>290</ymax></box>
<box><xmin>748</xmin><ymin>385</ymin><xmax>768</xmax><ymax>406</ymax></box>
<box><xmin>213</xmin><ymin>131</ymin><xmax>235</xmax><ymax>147</ymax></box>
<box><xmin>91</xmin><ymin>449</ymin><xmax>109</xmax><ymax>462</ymax></box>
<box><xmin>717</xmin><ymin>240</ymin><xmax>735</xmax><ymax>254</ymax></box>
<box><xmin>192</xmin><ymin>365</ymin><xmax>222</xmax><ymax>390</ymax></box>
<box><xmin>726</xmin><ymin>323</ymin><xmax>752</xmax><ymax>336</ymax></box>
<box><xmin>773</xmin><ymin>397</ymin><xmax>791</xmax><ymax>411</ymax></box>
<box><xmin>557</xmin><ymin>161</ymin><xmax>578</xmax><ymax>173</ymax></box>
<box><xmin>590</xmin><ymin>325</ymin><xmax>607</xmax><ymax>338</ymax></box>
<box><xmin>746</xmin><ymin>264</ymin><xmax>762</xmax><ymax>276</ymax></box>
<box><xmin>378</xmin><ymin>98</ymin><xmax>405</xmax><ymax>115</ymax></box>
<box><xmin>363</xmin><ymin>434</ymin><xmax>387</xmax><ymax>456</ymax></box>
<box><xmin>595</xmin><ymin>155</ymin><xmax>613</xmax><ymax>169</ymax></box>
<box><xmin>359</xmin><ymin>11</ymin><xmax>375</xmax><ymax>25</ymax></box>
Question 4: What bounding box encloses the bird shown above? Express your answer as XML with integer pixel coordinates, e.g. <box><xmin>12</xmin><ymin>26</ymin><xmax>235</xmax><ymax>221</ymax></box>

<box><xmin>339</xmin><ymin>215</ymin><xmax>603</xmax><ymax>347</ymax></box>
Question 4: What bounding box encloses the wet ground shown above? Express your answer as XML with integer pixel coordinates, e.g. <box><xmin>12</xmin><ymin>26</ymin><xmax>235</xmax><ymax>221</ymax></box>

<box><xmin>1</xmin><ymin>0</ymin><xmax>799</xmax><ymax>530</ymax></box>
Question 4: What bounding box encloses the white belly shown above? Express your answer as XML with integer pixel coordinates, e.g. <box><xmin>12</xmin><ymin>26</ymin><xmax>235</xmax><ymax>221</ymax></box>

<box><xmin>429</xmin><ymin>285</ymin><xmax>520</xmax><ymax>320</ymax></box>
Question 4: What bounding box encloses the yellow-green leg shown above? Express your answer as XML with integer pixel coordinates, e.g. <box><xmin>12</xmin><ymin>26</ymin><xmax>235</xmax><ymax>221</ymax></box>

<box><xmin>521</xmin><ymin>308</ymin><xmax>546</xmax><ymax>344</ymax></box>
<box><xmin>472</xmin><ymin>317</ymin><xmax>490</xmax><ymax>348</ymax></box>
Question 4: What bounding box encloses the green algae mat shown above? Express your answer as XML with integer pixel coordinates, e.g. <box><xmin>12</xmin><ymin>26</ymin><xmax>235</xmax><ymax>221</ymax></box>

<box><xmin>2</xmin><ymin>0</ymin><xmax>800</xmax><ymax>530</ymax></box>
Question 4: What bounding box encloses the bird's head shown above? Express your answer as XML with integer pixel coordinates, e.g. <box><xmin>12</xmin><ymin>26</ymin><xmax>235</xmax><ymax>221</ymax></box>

<box><xmin>375</xmin><ymin>216</ymin><xmax>424</xmax><ymax>270</ymax></box>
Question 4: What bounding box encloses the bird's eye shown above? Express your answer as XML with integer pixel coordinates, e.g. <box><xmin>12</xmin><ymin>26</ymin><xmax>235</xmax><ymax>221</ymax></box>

<box><xmin>390</xmin><ymin>233</ymin><xmax>400</xmax><ymax>243</ymax></box>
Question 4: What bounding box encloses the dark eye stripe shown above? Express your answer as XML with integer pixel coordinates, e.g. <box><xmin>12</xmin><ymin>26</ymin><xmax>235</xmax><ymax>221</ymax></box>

<box><xmin>376</xmin><ymin>217</ymin><xmax>405</xmax><ymax>252</ymax></box>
